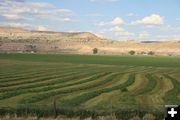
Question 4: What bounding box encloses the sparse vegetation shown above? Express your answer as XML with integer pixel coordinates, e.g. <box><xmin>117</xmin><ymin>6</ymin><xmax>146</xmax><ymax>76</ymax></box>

<box><xmin>0</xmin><ymin>107</ymin><xmax>163</xmax><ymax>120</ymax></box>
<box><xmin>25</xmin><ymin>45</ymin><xmax>37</xmax><ymax>53</ymax></box>
<box><xmin>129</xmin><ymin>50</ymin><xmax>135</xmax><ymax>55</ymax></box>
<box><xmin>92</xmin><ymin>48</ymin><xmax>98</xmax><ymax>54</ymax></box>
<box><xmin>147</xmin><ymin>51</ymin><xmax>155</xmax><ymax>55</ymax></box>
<box><xmin>0</xmin><ymin>27</ymin><xmax>180</xmax><ymax>55</ymax></box>
<box><xmin>140</xmin><ymin>51</ymin><xmax>146</xmax><ymax>55</ymax></box>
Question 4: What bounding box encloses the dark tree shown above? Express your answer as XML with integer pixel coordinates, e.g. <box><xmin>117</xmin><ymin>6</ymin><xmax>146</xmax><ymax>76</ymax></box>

<box><xmin>93</xmin><ymin>48</ymin><xmax>98</xmax><ymax>54</ymax></box>
<box><xmin>148</xmin><ymin>51</ymin><xmax>155</xmax><ymax>55</ymax></box>
<box><xmin>129</xmin><ymin>50</ymin><xmax>135</xmax><ymax>55</ymax></box>
<box><xmin>140</xmin><ymin>51</ymin><xmax>146</xmax><ymax>55</ymax></box>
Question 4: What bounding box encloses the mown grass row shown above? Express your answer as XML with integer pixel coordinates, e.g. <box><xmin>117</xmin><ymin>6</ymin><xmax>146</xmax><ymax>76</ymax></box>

<box><xmin>0</xmin><ymin>71</ymin><xmax>86</xmax><ymax>92</ymax></box>
<box><xmin>0</xmin><ymin>66</ymin><xmax>131</xmax><ymax>99</ymax></box>
<box><xmin>20</xmin><ymin>72</ymin><xmax>119</xmax><ymax>104</ymax></box>
<box><xmin>135</xmin><ymin>74</ymin><xmax>157</xmax><ymax>95</ymax></box>
<box><xmin>0</xmin><ymin>66</ymin><xmax>99</xmax><ymax>87</ymax></box>
<box><xmin>0</xmin><ymin>66</ymin><xmax>65</xmax><ymax>82</ymax></box>
<box><xmin>0</xmin><ymin>64</ymin><xmax>98</xmax><ymax>84</ymax></box>
<box><xmin>28</xmin><ymin>72</ymin><xmax>108</xmax><ymax>93</ymax></box>
<box><xmin>0</xmin><ymin>72</ymin><xmax>96</xmax><ymax>100</ymax></box>
<box><xmin>0</xmin><ymin>68</ymin><xmax>48</xmax><ymax>80</ymax></box>
<box><xmin>0</xmin><ymin>53</ymin><xmax>180</xmax><ymax>118</ymax></box>
<box><xmin>0</xmin><ymin>66</ymin><xmax>177</xmax><ymax>109</ymax></box>
<box><xmin>0</xmin><ymin>72</ymin><xmax>105</xmax><ymax>100</ymax></box>
<box><xmin>163</xmin><ymin>74</ymin><xmax>180</xmax><ymax>104</ymax></box>
<box><xmin>0</xmin><ymin>65</ymin><xmax>59</xmax><ymax>79</ymax></box>
<box><xmin>1</xmin><ymin>63</ymin><xmax>108</xmax><ymax>87</ymax></box>
<box><xmin>1</xmin><ymin>67</ymin><xmax>136</xmax><ymax>102</ymax></box>
<box><xmin>0</xmin><ymin>70</ymin><xmax>71</xmax><ymax>87</ymax></box>
<box><xmin>59</xmin><ymin>73</ymin><xmax>136</xmax><ymax>108</ymax></box>
<box><xmin>116</xmin><ymin>74</ymin><xmax>157</xmax><ymax>108</ymax></box>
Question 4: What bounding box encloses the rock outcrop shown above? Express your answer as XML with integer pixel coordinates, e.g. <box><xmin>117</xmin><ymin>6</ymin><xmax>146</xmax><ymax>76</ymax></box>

<box><xmin>0</xmin><ymin>26</ymin><xmax>180</xmax><ymax>55</ymax></box>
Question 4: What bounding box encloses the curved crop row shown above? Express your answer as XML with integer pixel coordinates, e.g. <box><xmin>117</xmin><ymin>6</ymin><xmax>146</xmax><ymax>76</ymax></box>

<box><xmin>150</xmin><ymin>75</ymin><xmax>173</xmax><ymax>103</ymax></box>
<box><xmin>0</xmin><ymin>72</ymin><xmax>95</xmax><ymax>100</ymax></box>
<box><xmin>127</xmin><ymin>74</ymin><xmax>148</xmax><ymax>92</ymax></box>
<box><xmin>0</xmin><ymin>65</ymin><xmax>98</xmax><ymax>83</ymax></box>
<box><xmin>59</xmin><ymin>73</ymin><xmax>136</xmax><ymax>107</ymax></box>
<box><xmin>0</xmin><ymin>72</ymin><xmax>105</xmax><ymax>100</ymax></box>
<box><xmin>163</xmin><ymin>75</ymin><xmax>180</xmax><ymax>104</ymax></box>
<box><xmin>137</xmin><ymin>74</ymin><xmax>172</xmax><ymax>107</ymax></box>
<box><xmin>0</xmin><ymin>70</ymin><xmax>68</xmax><ymax>87</ymax></box>
<box><xmin>115</xmin><ymin>74</ymin><xmax>157</xmax><ymax>108</ymax></box>
<box><xmin>0</xmin><ymin>66</ymin><xmax>98</xmax><ymax>88</ymax></box>
<box><xmin>20</xmin><ymin>72</ymin><xmax>119</xmax><ymax>103</ymax></box>
<box><xmin>0</xmin><ymin>65</ymin><xmax>59</xmax><ymax>79</ymax></box>
<box><xmin>0</xmin><ymin>69</ymin><xmax>48</xmax><ymax>82</ymax></box>
<box><xmin>0</xmin><ymin>71</ymin><xmax>85</xmax><ymax>92</ymax></box>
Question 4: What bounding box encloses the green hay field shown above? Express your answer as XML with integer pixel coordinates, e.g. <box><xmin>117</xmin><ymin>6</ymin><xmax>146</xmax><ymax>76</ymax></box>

<box><xmin>0</xmin><ymin>53</ymin><xmax>179</xmax><ymax>119</ymax></box>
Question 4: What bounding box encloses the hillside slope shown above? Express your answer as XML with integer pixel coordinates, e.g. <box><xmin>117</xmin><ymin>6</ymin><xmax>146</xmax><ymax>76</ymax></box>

<box><xmin>0</xmin><ymin>26</ymin><xmax>180</xmax><ymax>55</ymax></box>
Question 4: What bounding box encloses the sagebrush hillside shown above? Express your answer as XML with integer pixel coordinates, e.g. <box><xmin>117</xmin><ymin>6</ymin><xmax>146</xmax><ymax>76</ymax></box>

<box><xmin>0</xmin><ymin>26</ymin><xmax>180</xmax><ymax>55</ymax></box>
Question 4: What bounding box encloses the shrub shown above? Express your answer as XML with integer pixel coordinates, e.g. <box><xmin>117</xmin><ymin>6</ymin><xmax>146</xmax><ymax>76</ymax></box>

<box><xmin>25</xmin><ymin>45</ymin><xmax>37</xmax><ymax>53</ymax></box>
<box><xmin>93</xmin><ymin>48</ymin><xmax>98</xmax><ymax>54</ymax></box>
<box><xmin>129</xmin><ymin>50</ymin><xmax>135</xmax><ymax>55</ymax></box>
<box><xmin>148</xmin><ymin>51</ymin><xmax>155</xmax><ymax>55</ymax></box>
<box><xmin>140</xmin><ymin>51</ymin><xmax>146</xmax><ymax>55</ymax></box>
<box><xmin>168</xmin><ymin>53</ymin><xmax>172</xmax><ymax>56</ymax></box>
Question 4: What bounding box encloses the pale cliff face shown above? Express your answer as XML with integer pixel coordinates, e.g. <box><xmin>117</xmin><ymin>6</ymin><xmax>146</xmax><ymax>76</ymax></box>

<box><xmin>0</xmin><ymin>26</ymin><xmax>180</xmax><ymax>55</ymax></box>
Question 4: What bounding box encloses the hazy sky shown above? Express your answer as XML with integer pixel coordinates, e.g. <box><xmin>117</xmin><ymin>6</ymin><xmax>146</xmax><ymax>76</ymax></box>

<box><xmin>0</xmin><ymin>0</ymin><xmax>180</xmax><ymax>40</ymax></box>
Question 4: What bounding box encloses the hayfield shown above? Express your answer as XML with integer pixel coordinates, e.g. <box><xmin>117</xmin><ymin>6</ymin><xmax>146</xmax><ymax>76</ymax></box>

<box><xmin>0</xmin><ymin>53</ymin><xmax>180</xmax><ymax>119</ymax></box>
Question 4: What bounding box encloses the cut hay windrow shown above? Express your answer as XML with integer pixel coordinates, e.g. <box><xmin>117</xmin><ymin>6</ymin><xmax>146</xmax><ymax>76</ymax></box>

<box><xmin>171</xmin><ymin>73</ymin><xmax>180</xmax><ymax>82</ymax></box>
<box><xmin>127</xmin><ymin>74</ymin><xmax>148</xmax><ymax>92</ymax></box>
<box><xmin>0</xmin><ymin>53</ymin><xmax>180</xmax><ymax>115</ymax></box>
<box><xmin>136</xmin><ymin>74</ymin><xmax>157</xmax><ymax>95</ymax></box>
<box><xmin>163</xmin><ymin>75</ymin><xmax>180</xmax><ymax>104</ymax></box>
<box><xmin>0</xmin><ymin>72</ymin><xmax>107</xmax><ymax>100</ymax></box>
<box><xmin>0</xmin><ymin>70</ymin><xmax>70</xmax><ymax>87</ymax></box>
<box><xmin>116</xmin><ymin>74</ymin><xmax>157</xmax><ymax>108</ymax></box>
<box><xmin>99</xmin><ymin>74</ymin><xmax>129</xmax><ymax>88</ymax></box>
<box><xmin>0</xmin><ymin>72</ymin><xmax>95</xmax><ymax>100</ymax></box>
<box><xmin>0</xmin><ymin>69</ymin><xmax>49</xmax><ymax>81</ymax></box>
<box><xmin>20</xmin><ymin>73</ymin><xmax>119</xmax><ymax>103</ymax></box>
<box><xmin>0</xmin><ymin>71</ymin><xmax>85</xmax><ymax>92</ymax></box>
<box><xmin>0</xmin><ymin>66</ymin><xmax>100</xmax><ymax>88</ymax></box>
<box><xmin>134</xmin><ymin>74</ymin><xmax>156</xmax><ymax>94</ymax></box>
<box><xmin>0</xmin><ymin>64</ymin><xmax>99</xmax><ymax>84</ymax></box>
<box><xmin>134</xmin><ymin>74</ymin><xmax>173</xmax><ymax>108</ymax></box>
<box><xmin>148</xmin><ymin>75</ymin><xmax>173</xmax><ymax>105</ymax></box>
<box><xmin>0</xmin><ymin>64</ymin><xmax>65</xmax><ymax>79</ymax></box>
<box><xmin>59</xmin><ymin>74</ymin><xmax>135</xmax><ymax>107</ymax></box>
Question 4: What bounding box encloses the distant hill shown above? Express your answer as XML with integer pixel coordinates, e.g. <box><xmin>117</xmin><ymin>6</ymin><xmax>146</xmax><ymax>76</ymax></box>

<box><xmin>0</xmin><ymin>26</ymin><xmax>28</xmax><ymax>33</ymax></box>
<box><xmin>0</xmin><ymin>26</ymin><xmax>180</xmax><ymax>55</ymax></box>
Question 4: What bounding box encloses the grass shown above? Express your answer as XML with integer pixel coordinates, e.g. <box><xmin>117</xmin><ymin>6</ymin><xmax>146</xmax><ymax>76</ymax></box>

<box><xmin>163</xmin><ymin>74</ymin><xmax>180</xmax><ymax>104</ymax></box>
<box><xmin>1</xmin><ymin>53</ymin><xmax>180</xmax><ymax>68</ymax></box>
<box><xmin>0</xmin><ymin>53</ymin><xmax>180</xmax><ymax>119</ymax></box>
<box><xmin>59</xmin><ymin>73</ymin><xmax>135</xmax><ymax>108</ymax></box>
